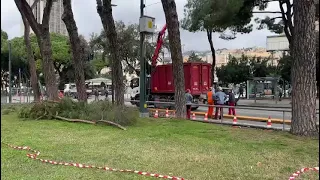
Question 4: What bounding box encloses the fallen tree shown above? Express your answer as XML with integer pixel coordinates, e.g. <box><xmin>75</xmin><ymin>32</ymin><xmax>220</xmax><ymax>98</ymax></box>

<box><xmin>17</xmin><ymin>98</ymin><xmax>137</xmax><ymax>130</ymax></box>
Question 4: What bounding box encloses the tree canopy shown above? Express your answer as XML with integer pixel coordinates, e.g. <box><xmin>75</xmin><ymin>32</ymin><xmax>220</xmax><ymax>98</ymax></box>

<box><xmin>9</xmin><ymin>33</ymin><xmax>71</xmax><ymax>72</ymax></box>
<box><xmin>1</xmin><ymin>30</ymin><xmax>29</xmax><ymax>84</ymax></box>
<box><xmin>1</xmin><ymin>29</ymin><xmax>8</xmax><ymax>53</ymax></box>
<box><xmin>181</xmin><ymin>0</ymin><xmax>253</xmax><ymax>37</ymax></box>
<box><xmin>216</xmin><ymin>55</ymin><xmax>278</xmax><ymax>84</ymax></box>
<box><xmin>4</xmin><ymin>32</ymin><xmax>94</xmax><ymax>88</ymax></box>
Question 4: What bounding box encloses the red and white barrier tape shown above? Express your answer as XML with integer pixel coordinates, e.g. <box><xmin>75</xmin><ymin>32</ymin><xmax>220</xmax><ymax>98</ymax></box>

<box><xmin>3</xmin><ymin>143</ymin><xmax>185</xmax><ymax>180</ymax></box>
<box><xmin>288</xmin><ymin>167</ymin><xmax>319</xmax><ymax>180</ymax></box>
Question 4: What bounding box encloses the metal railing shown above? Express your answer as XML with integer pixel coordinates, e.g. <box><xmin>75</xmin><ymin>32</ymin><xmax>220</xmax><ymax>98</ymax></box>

<box><xmin>128</xmin><ymin>100</ymin><xmax>320</xmax><ymax>131</ymax></box>
<box><xmin>1</xmin><ymin>88</ymin><xmax>35</xmax><ymax>104</ymax></box>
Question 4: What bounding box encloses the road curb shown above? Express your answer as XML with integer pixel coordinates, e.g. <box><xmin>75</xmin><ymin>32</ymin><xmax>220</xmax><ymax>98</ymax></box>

<box><xmin>187</xmin><ymin>118</ymin><xmax>290</xmax><ymax>131</ymax></box>
<box><xmin>148</xmin><ymin>108</ymin><xmax>291</xmax><ymax>125</ymax></box>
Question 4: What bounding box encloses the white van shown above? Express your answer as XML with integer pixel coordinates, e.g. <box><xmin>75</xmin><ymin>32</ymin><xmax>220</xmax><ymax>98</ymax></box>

<box><xmin>64</xmin><ymin>83</ymin><xmax>77</xmax><ymax>97</ymax></box>
<box><xmin>64</xmin><ymin>83</ymin><xmax>93</xmax><ymax>98</ymax></box>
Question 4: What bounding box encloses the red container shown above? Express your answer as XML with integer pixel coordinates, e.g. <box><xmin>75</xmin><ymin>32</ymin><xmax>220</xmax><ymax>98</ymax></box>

<box><xmin>151</xmin><ymin>62</ymin><xmax>212</xmax><ymax>95</ymax></box>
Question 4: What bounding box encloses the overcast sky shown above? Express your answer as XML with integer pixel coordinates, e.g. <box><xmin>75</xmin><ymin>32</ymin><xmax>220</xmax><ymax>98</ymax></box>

<box><xmin>1</xmin><ymin>0</ymin><xmax>280</xmax><ymax>51</ymax></box>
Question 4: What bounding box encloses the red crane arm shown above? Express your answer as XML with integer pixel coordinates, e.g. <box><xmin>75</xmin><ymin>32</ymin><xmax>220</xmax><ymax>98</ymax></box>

<box><xmin>151</xmin><ymin>24</ymin><xmax>167</xmax><ymax>67</ymax></box>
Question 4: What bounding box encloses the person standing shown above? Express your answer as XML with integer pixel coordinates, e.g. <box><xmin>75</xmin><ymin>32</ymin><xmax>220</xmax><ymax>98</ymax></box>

<box><xmin>228</xmin><ymin>90</ymin><xmax>236</xmax><ymax>116</ymax></box>
<box><xmin>185</xmin><ymin>89</ymin><xmax>193</xmax><ymax>119</ymax></box>
<box><xmin>278</xmin><ymin>86</ymin><xmax>283</xmax><ymax>101</ymax></box>
<box><xmin>104</xmin><ymin>87</ymin><xmax>109</xmax><ymax>100</ymax></box>
<box><xmin>239</xmin><ymin>85</ymin><xmax>244</xmax><ymax>98</ymax></box>
<box><xmin>207</xmin><ymin>87</ymin><xmax>215</xmax><ymax>118</ymax></box>
<box><xmin>94</xmin><ymin>88</ymin><xmax>99</xmax><ymax>101</ymax></box>
<box><xmin>214</xmin><ymin>87</ymin><xmax>227</xmax><ymax>119</ymax></box>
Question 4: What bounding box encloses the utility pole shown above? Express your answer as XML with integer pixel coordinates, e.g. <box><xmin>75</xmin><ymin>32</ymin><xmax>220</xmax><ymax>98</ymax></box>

<box><xmin>8</xmin><ymin>41</ymin><xmax>12</xmax><ymax>103</ymax></box>
<box><xmin>139</xmin><ymin>0</ymin><xmax>148</xmax><ymax>117</ymax></box>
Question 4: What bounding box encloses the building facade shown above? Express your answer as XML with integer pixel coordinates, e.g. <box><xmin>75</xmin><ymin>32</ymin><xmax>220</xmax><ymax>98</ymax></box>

<box><xmin>20</xmin><ymin>0</ymin><xmax>68</xmax><ymax>36</ymax></box>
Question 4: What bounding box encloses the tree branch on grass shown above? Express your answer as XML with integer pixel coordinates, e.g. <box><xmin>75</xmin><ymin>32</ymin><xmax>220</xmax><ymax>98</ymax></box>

<box><xmin>54</xmin><ymin>112</ymin><xmax>127</xmax><ymax>130</ymax></box>
<box><xmin>97</xmin><ymin>120</ymin><xmax>127</xmax><ymax>130</ymax></box>
<box><xmin>54</xmin><ymin>115</ymin><xmax>96</xmax><ymax>124</ymax></box>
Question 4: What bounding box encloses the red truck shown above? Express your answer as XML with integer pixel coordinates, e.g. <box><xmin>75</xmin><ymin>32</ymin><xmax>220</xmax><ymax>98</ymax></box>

<box><xmin>129</xmin><ymin>25</ymin><xmax>212</xmax><ymax>110</ymax></box>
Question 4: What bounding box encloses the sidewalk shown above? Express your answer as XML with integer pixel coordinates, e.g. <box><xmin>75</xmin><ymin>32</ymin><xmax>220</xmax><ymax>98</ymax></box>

<box><xmin>237</xmin><ymin>99</ymin><xmax>319</xmax><ymax>108</ymax></box>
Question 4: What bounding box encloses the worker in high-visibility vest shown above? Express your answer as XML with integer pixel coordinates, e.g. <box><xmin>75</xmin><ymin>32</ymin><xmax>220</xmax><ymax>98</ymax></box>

<box><xmin>207</xmin><ymin>87</ymin><xmax>215</xmax><ymax>118</ymax></box>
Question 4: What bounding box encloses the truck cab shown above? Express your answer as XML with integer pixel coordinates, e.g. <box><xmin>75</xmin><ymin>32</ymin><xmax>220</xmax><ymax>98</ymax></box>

<box><xmin>129</xmin><ymin>77</ymin><xmax>140</xmax><ymax>105</ymax></box>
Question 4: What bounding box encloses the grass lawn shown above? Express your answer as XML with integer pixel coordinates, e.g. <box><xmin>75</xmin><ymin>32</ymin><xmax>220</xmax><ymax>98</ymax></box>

<box><xmin>1</xmin><ymin>114</ymin><xmax>319</xmax><ymax>180</ymax></box>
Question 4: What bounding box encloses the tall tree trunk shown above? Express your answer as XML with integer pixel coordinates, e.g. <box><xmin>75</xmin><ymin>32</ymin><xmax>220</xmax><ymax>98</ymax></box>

<box><xmin>161</xmin><ymin>0</ymin><xmax>186</xmax><ymax>118</ymax></box>
<box><xmin>96</xmin><ymin>0</ymin><xmax>124</xmax><ymax>106</ymax></box>
<box><xmin>37</xmin><ymin>31</ymin><xmax>59</xmax><ymax>100</ymax></box>
<box><xmin>14</xmin><ymin>0</ymin><xmax>59</xmax><ymax>100</ymax></box>
<box><xmin>206</xmin><ymin>29</ymin><xmax>216</xmax><ymax>85</ymax></box>
<box><xmin>22</xmin><ymin>16</ymin><xmax>40</xmax><ymax>102</ymax></box>
<box><xmin>291</xmin><ymin>0</ymin><xmax>318</xmax><ymax>136</ymax></box>
<box><xmin>62</xmin><ymin>0</ymin><xmax>87</xmax><ymax>101</ymax></box>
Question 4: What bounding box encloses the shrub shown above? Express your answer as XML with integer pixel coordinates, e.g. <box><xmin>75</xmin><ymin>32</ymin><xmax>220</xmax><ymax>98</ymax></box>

<box><xmin>2</xmin><ymin>104</ymin><xmax>27</xmax><ymax>115</ymax></box>
<box><xmin>17</xmin><ymin>98</ymin><xmax>138</xmax><ymax>126</ymax></box>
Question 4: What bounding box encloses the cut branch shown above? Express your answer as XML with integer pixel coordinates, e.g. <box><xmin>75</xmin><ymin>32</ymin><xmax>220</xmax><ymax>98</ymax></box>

<box><xmin>97</xmin><ymin>120</ymin><xmax>127</xmax><ymax>130</ymax></box>
<box><xmin>54</xmin><ymin>115</ymin><xmax>96</xmax><ymax>124</ymax></box>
